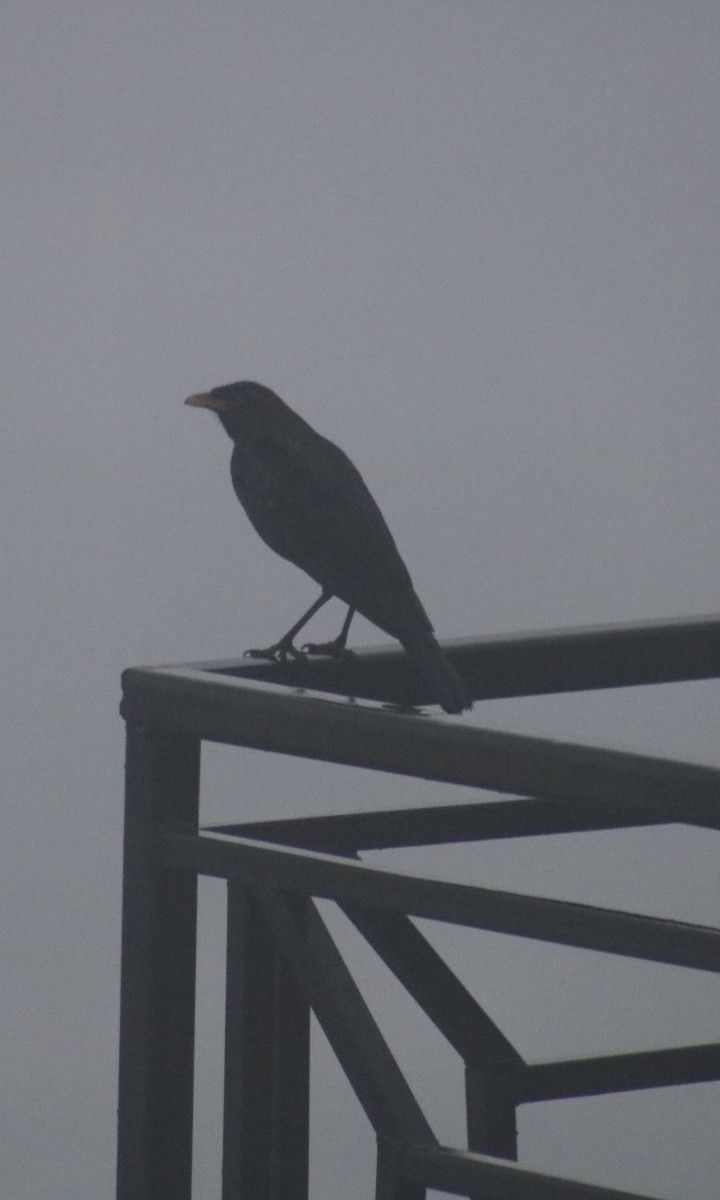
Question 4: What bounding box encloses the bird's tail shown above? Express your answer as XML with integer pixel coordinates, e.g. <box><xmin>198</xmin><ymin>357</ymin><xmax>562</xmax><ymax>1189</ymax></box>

<box><xmin>400</xmin><ymin>627</ymin><xmax>473</xmax><ymax>714</ymax></box>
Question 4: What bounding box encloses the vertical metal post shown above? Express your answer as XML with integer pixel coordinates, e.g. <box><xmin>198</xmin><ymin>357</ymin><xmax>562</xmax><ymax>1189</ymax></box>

<box><xmin>375</xmin><ymin>1140</ymin><xmax>426</xmax><ymax>1200</ymax></box>
<box><xmin>116</xmin><ymin>724</ymin><xmax>201</xmax><ymax>1200</ymax></box>
<box><xmin>270</xmin><ymin>911</ymin><xmax>311</xmax><ymax>1200</ymax></box>
<box><xmin>465</xmin><ymin>1063</ymin><xmax>518</xmax><ymax>1160</ymax></box>
<box><xmin>223</xmin><ymin>883</ymin><xmax>310</xmax><ymax>1200</ymax></box>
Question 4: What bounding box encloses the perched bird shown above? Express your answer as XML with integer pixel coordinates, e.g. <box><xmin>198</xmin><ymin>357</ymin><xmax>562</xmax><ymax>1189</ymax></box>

<box><xmin>186</xmin><ymin>381</ymin><xmax>472</xmax><ymax>714</ymax></box>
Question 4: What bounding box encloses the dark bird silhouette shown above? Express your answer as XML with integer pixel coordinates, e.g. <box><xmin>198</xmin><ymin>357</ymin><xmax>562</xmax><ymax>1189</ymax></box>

<box><xmin>185</xmin><ymin>381</ymin><xmax>472</xmax><ymax>714</ymax></box>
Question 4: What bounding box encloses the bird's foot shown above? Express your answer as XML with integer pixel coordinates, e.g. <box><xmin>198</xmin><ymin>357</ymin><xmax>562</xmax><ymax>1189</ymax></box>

<box><xmin>244</xmin><ymin>639</ymin><xmax>306</xmax><ymax>663</ymax></box>
<box><xmin>302</xmin><ymin>638</ymin><xmax>355</xmax><ymax>660</ymax></box>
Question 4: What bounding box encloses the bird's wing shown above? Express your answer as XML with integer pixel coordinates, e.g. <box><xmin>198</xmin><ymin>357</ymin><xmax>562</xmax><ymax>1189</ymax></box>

<box><xmin>231</xmin><ymin>432</ymin><xmax>433</xmax><ymax>637</ymax></box>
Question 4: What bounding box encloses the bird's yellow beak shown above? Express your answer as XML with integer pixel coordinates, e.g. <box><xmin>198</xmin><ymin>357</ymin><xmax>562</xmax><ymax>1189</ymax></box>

<box><xmin>185</xmin><ymin>391</ymin><xmax>224</xmax><ymax>411</ymax></box>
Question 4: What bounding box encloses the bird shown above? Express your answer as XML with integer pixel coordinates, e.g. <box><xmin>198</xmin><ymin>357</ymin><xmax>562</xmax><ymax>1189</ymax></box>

<box><xmin>185</xmin><ymin>381</ymin><xmax>472</xmax><ymax>714</ymax></box>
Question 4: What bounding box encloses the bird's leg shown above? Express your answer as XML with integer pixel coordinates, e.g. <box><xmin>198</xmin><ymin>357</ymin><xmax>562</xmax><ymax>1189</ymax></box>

<box><xmin>244</xmin><ymin>589</ymin><xmax>332</xmax><ymax>662</ymax></box>
<box><xmin>303</xmin><ymin>606</ymin><xmax>356</xmax><ymax>659</ymax></box>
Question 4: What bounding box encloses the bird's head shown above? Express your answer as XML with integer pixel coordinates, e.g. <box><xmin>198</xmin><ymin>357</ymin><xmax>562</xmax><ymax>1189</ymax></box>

<box><xmin>185</xmin><ymin>381</ymin><xmax>291</xmax><ymax>441</ymax></box>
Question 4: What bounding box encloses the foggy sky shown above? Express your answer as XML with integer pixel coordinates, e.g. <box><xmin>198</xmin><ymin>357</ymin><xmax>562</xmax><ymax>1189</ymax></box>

<box><xmin>2</xmin><ymin>3</ymin><xmax>719</xmax><ymax>1198</ymax></box>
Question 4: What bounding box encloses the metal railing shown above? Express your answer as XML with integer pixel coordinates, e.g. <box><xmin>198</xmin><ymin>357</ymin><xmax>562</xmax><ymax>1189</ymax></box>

<box><xmin>117</xmin><ymin>612</ymin><xmax>720</xmax><ymax>1200</ymax></box>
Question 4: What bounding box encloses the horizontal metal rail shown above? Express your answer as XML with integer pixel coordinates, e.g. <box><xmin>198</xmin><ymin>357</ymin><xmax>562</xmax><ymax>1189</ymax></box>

<box><xmin>514</xmin><ymin>1041</ymin><xmax>720</xmax><ymax>1103</ymax></box>
<box><xmin>122</xmin><ymin>669</ymin><xmax>720</xmax><ymax>828</ymax></box>
<box><xmin>178</xmin><ymin>610</ymin><xmax>720</xmax><ymax>705</ymax></box>
<box><xmin>160</xmin><ymin>830</ymin><xmax>720</xmax><ymax>973</ymax></box>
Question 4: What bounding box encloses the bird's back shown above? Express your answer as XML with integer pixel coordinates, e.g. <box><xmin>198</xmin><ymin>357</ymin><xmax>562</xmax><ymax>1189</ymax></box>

<box><xmin>230</xmin><ymin>418</ymin><xmax>434</xmax><ymax>641</ymax></box>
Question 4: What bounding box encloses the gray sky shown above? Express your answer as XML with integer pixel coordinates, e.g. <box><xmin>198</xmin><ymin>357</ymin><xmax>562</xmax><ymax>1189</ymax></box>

<box><xmin>2</xmin><ymin>3</ymin><xmax>719</xmax><ymax>1197</ymax></box>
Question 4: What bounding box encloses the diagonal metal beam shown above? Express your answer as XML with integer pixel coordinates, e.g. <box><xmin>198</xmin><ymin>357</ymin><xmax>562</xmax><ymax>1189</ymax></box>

<box><xmin>400</xmin><ymin>1141</ymin><xmax>664</xmax><ymax>1200</ymax></box>
<box><xmin>254</xmin><ymin>889</ymin><xmax>436</xmax><ymax>1147</ymax></box>
<box><xmin>209</xmin><ymin>796</ymin><xmax>667</xmax><ymax>853</ymax></box>
<box><xmin>340</xmin><ymin>904</ymin><xmax>522</xmax><ymax>1064</ymax></box>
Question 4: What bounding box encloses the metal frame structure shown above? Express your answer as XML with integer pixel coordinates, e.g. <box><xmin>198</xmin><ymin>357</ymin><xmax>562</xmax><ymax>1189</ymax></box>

<box><xmin>117</xmin><ymin>613</ymin><xmax>720</xmax><ymax>1200</ymax></box>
